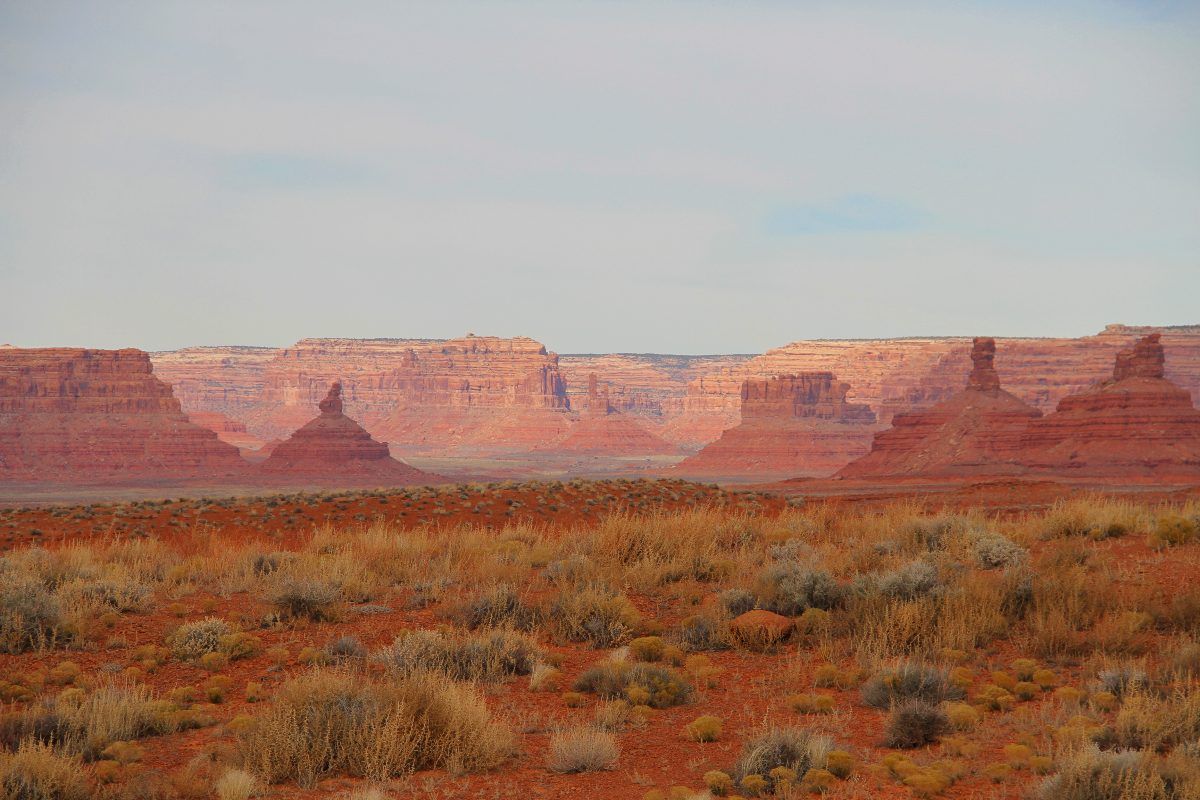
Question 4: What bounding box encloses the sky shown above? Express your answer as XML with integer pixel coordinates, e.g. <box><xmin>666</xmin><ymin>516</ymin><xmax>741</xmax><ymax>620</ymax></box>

<box><xmin>1</xmin><ymin>1</ymin><xmax>1198</xmax><ymax>354</ymax></box>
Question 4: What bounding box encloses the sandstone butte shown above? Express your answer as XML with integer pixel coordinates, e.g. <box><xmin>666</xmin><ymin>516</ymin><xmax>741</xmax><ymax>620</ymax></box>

<box><xmin>0</xmin><ymin>348</ymin><xmax>247</xmax><ymax>482</ymax></box>
<box><xmin>674</xmin><ymin>372</ymin><xmax>878</xmax><ymax>479</ymax></box>
<box><xmin>149</xmin><ymin>325</ymin><xmax>1200</xmax><ymax>458</ymax></box>
<box><xmin>1018</xmin><ymin>334</ymin><xmax>1200</xmax><ymax>478</ymax></box>
<box><xmin>259</xmin><ymin>381</ymin><xmax>431</xmax><ymax>484</ymax></box>
<box><xmin>837</xmin><ymin>338</ymin><xmax>1043</xmax><ymax>479</ymax></box>
<box><xmin>535</xmin><ymin>373</ymin><xmax>678</xmax><ymax>456</ymax></box>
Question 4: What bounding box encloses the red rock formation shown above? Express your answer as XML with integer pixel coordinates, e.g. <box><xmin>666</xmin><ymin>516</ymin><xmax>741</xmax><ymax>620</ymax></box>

<box><xmin>838</xmin><ymin>339</ymin><xmax>1043</xmax><ymax>478</ymax></box>
<box><xmin>1018</xmin><ymin>335</ymin><xmax>1200</xmax><ymax>477</ymax></box>
<box><xmin>260</xmin><ymin>382</ymin><xmax>432</xmax><ymax>484</ymax></box>
<box><xmin>0</xmin><ymin>348</ymin><xmax>247</xmax><ymax>482</ymax></box>
<box><xmin>186</xmin><ymin>411</ymin><xmax>267</xmax><ymax>453</ymax></box>
<box><xmin>537</xmin><ymin>374</ymin><xmax>678</xmax><ymax>456</ymax></box>
<box><xmin>675</xmin><ymin>372</ymin><xmax>878</xmax><ymax>479</ymax></box>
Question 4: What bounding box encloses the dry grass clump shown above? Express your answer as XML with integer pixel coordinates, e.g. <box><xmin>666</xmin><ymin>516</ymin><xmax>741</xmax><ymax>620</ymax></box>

<box><xmin>754</xmin><ymin>563</ymin><xmax>844</xmax><ymax>615</ymax></box>
<box><xmin>0</xmin><ymin>574</ymin><xmax>67</xmax><ymax>654</ymax></box>
<box><xmin>1036</xmin><ymin>745</ymin><xmax>1200</xmax><ymax>800</ymax></box>
<box><xmin>214</xmin><ymin>767</ymin><xmax>261</xmax><ymax>800</ymax></box>
<box><xmin>884</xmin><ymin>700</ymin><xmax>950</xmax><ymax>748</ymax></box>
<box><xmin>730</xmin><ymin>725</ymin><xmax>833</xmax><ymax>794</ymax></box>
<box><xmin>574</xmin><ymin>661</ymin><xmax>694</xmax><ymax>709</ymax></box>
<box><xmin>1</xmin><ymin>681</ymin><xmax>176</xmax><ymax>760</ymax></box>
<box><xmin>860</xmin><ymin>662</ymin><xmax>965</xmax><ymax>709</ymax></box>
<box><xmin>166</xmin><ymin>617</ymin><xmax>234</xmax><ymax>660</ymax></box>
<box><xmin>0</xmin><ymin>740</ymin><xmax>90</xmax><ymax>800</ymax></box>
<box><xmin>546</xmin><ymin>726</ymin><xmax>619</xmax><ymax>773</ymax></box>
<box><xmin>265</xmin><ymin>575</ymin><xmax>342</xmax><ymax>622</ymax></box>
<box><xmin>453</xmin><ymin>583</ymin><xmax>541</xmax><ymax>631</ymax></box>
<box><xmin>550</xmin><ymin>585</ymin><xmax>641</xmax><ymax>648</ymax></box>
<box><xmin>237</xmin><ymin>668</ymin><xmax>513</xmax><ymax>787</ymax></box>
<box><xmin>382</xmin><ymin>629</ymin><xmax>541</xmax><ymax>681</ymax></box>
<box><xmin>1042</xmin><ymin>498</ymin><xmax>1143</xmax><ymax>540</ymax></box>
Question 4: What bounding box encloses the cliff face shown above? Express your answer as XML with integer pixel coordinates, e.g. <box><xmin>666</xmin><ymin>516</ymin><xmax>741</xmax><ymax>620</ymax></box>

<box><xmin>838</xmin><ymin>338</ymin><xmax>1043</xmax><ymax>479</ymax></box>
<box><xmin>1018</xmin><ymin>334</ymin><xmax>1200</xmax><ymax>477</ymax></box>
<box><xmin>146</xmin><ymin>325</ymin><xmax>1200</xmax><ymax>461</ymax></box>
<box><xmin>0</xmin><ymin>348</ymin><xmax>247</xmax><ymax>481</ymax></box>
<box><xmin>260</xmin><ymin>382</ymin><xmax>431</xmax><ymax>483</ymax></box>
<box><xmin>665</xmin><ymin>327</ymin><xmax>1200</xmax><ymax>447</ymax></box>
<box><xmin>535</xmin><ymin>374</ymin><xmax>678</xmax><ymax>456</ymax></box>
<box><xmin>675</xmin><ymin>372</ymin><xmax>878</xmax><ymax>479</ymax></box>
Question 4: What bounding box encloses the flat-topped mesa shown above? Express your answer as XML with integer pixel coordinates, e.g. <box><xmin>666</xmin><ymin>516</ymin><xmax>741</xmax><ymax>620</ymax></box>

<box><xmin>0</xmin><ymin>348</ymin><xmax>247</xmax><ymax>482</ymax></box>
<box><xmin>1018</xmin><ymin>335</ymin><xmax>1200</xmax><ymax>477</ymax></box>
<box><xmin>1112</xmin><ymin>333</ymin><xmax>1165</xmax><ymax>381</ymax></box>
<box><xmin>675</xmin><ymin>372</ymin><xmax>879</xmax><ymax>480</ymax></box>
<box><xmin>261</xmin><ymin>380</ymin><xmax>431</xmax><ymax>484</ymax></box>
<box><xmin>966</xmin><ymin>337</ymin><xmax>1001</xmax><ymax>392</ymax></box>
<box><xmin>837</xmin><ymin>341</ymin><xmax>1042</xmax><ymax>479</ymax></box>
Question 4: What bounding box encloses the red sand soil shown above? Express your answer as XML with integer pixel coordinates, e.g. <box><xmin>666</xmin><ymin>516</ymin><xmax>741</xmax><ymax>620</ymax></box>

<box><xmin>2</xmin><ymin>477</ymin><xmax>1199</xmax><ymax>799</ymax></box>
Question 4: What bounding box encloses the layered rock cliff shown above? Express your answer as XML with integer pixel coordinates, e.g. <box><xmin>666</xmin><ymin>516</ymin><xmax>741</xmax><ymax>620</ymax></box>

<box><xmin>260</xmin><ymin>382</ymin><xmax>431</xmax><ymax>483</ymax></box>
<box><xmin>538</xmin><ymin>374</ymin><xmax>678</xmax><ymax>456</ymax></box>
<box><xmin>1018</xmin><ymin>334</ymin><xmax>1200</xmax><ymax>477</ymax></box>
<box><xmin>0</xmin><ymin>348</ymin><xmax>247</xmax><ymax>481</ymax></box>
<box><xmin>675</xmin><ymin>372</ymin><xmax>879</xmax><ymax>479</ymax></box>
<box><xmin>837</xmin><ymin>338</ymin><xmax>1043</xmax><ymax>478</ymax></box>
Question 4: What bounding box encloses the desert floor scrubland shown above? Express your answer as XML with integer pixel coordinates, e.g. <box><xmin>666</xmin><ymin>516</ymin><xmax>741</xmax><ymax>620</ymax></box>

<box><xmin>2</xmin><ymin>479</ymin><xmax>1200</xmax><ymax>799</ymax></box>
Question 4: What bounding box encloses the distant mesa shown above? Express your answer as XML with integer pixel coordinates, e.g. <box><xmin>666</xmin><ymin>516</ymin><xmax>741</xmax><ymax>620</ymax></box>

<box><xmin>837</xmin><ymin>338</ymin><xmax>1042</xmax><ymax>479</ymax></box>
<box><xmin>676</xmin><ymin>371</ymin><xmax>878</xmax><ymax>479</ymax></box>
<box><xmin>260</xmin><ymin>381</ymin><xmax>432</xmax><ymax>484</ymax></box>
<box><xmin>537</xmin><ymin>373</ymin><xmax>678</xmax><ymax>456</ymax></box>
<box><xmin>0</xmin><ymin>348</ymin><xmax>247</xmax><ymax>482</ymax></box>
<box><xmin>1018</xmin><ymin>334</ymin><xmax>1200</xmax><ymax>477</ymax></box>
<box><xmin>187</xmin><ymin>411</ymin><xmax>267</xmax><ymax>453</ymax></box>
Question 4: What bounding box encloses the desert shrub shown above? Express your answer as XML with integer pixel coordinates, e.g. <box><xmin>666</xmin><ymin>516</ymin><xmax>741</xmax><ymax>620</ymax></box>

<box><xmin>754</xmin><ymin>564</ymin><xmax>844</xmax><ymax>615</ymax></box>
<box><xmin>0</xmin><ymin>740</ymin><xmax>89</xmax><ymax>800</ymax></box>
<box><xmin>1096</xmin><ymin>662</ymin><xmax>1149</xmax><ymax>697</ymax></box>
<box><xmin>4</xmin><ymin>681</ymin><xmax>175</xmax><ymax>759</ymax></box>
<box><xmin>0</xmin><ymin>575</ymin><xmax>67</xmax><ymax>654</ymax></box>
<box><xmin>1150</xmin><ymin>514</ymin><xmax>1199</xmax><ymax>548</ymax></box>
<box><xmin>545</xmin><ymin>727</ymin><xmax>618</xmax><ymax>773</ymax></box>
<box><xmin>683</xmin><ymin>715</ymin><xmax>722</xmax><ymax>742</ymax></box>
<box><xmin>266</xmin><ymin>576</ymin><xmax>342</xmax><ymax>622</ymax></box>
<box><xmin>544</xmin><ymin>555</ymin><xmax>593</xmax><ymax>584</ymax></box>
<box><xmin>674</xmin><ymin>612</ymin><xmax>730</xmax><ymax>651</ymax></box>
<box><xmin>861</xmin><ymin>663</ymin><xmax>965</xmax><ymax>709</ymax></box>
<box><xmin>874</xmin><ymin>560</ymin><xmax>941</xmax><ymax>601</ymax></box>
<box><xmin>719</xmin><ymin>588</ymin><xmax>756</xmax><ymax>617</ymax></box>
<box><xmin>383</xmin><ymin>629</ymin><xmax>541</xmax><ymax>682</ymax></box>
<box><xmin>454</xmin><ymin>583</ymin><xmax>541</xmax><ymax>631</ymax></box>
<box><xmin>167</xmin><ymin>617</ymin><xmax>233</xmax><ymax>661</ymax></box>
<box><xmin>731</xmin><ymin>726</ymin><xmax>832</xmax><ymax>793</ymax></box>
<box><xmin>574</xmin><ymin>661</ymin><xmax>693</xmax><ymax>709</ymax></box>
<box><xmin>628</xmin><ymin>636</ymin><xmax>665</xmax><ymax>662</ymax></box>
<box><xmin>1036</xmin><ymin>745</ymin><xmax>1200</xmax><ymax>800</ymax></box>
<box><xmin>884</xmin><ymin>700</ymin><xmax>950</xmax><ymax>748</ymax></box>
<box><xmin>1043</xmin><ymin>499</ymin><xmax>1140</xmax><ymax>540</ymax></box>
<box><xmin>237</xmin><ymin>668</ymin><xmax>513</xmax><ymax>787</ymax></box>
<box><xmin>971</xmin><ymin>533</ymin><xmax>1028</xmax><ymax>569</ymax></box>
<box><xmin>323</xmin><ymin>636</ymin><xmax>367</xmax><ymax>661</ymax></box>
<box><xmin>1106</xmin><ymin>686</ymin><xmax>1200</xmax><ymax>751</ymax></box>
<box><xmin>214</xmin><ymin>768</ymin><xmax>260</xmax><ymax>800</ymax></box>
<box><xmin>550</xmin><ymin>586</ymin><xmax>641</xmax><ymax>648</ymax></box>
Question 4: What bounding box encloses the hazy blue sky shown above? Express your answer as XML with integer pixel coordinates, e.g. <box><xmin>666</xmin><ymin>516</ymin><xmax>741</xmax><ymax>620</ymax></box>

<box><xmin>2</xmin><ymin>1</ymin><xmax>1198</xmax><ymax>353</ymax></box>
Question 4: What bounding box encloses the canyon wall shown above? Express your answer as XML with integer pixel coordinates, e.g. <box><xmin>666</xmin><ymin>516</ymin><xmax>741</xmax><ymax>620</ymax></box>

<box><xmin>147</xmin><ymin>325</ymin><xmax>1200</xmax><ymax>465</ymax></box>
<box><xmin>0</xmin><ymin>348</ymin><xmax>247</xmax><ymax>481</ymax></box>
